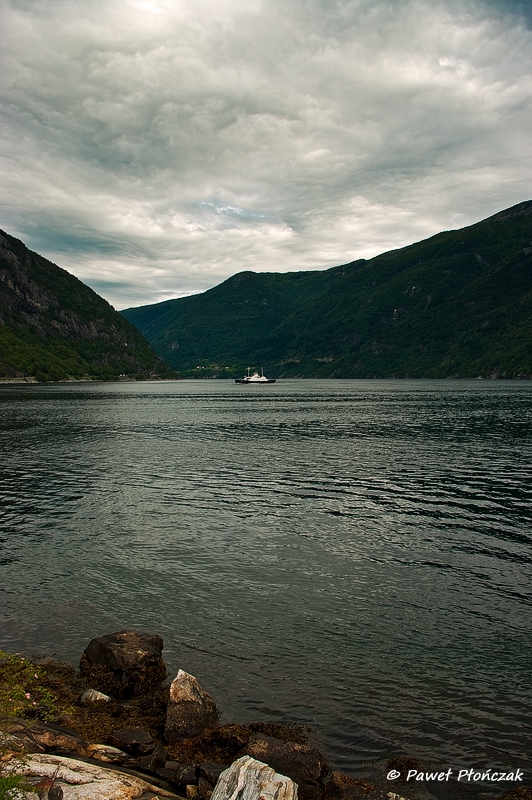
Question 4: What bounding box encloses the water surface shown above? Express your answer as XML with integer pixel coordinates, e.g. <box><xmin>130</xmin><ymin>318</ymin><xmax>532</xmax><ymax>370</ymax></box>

<box><xmin>0</xmin><ymin>379</ymin><xmax>530</xmax><ymax>786</ymax></box>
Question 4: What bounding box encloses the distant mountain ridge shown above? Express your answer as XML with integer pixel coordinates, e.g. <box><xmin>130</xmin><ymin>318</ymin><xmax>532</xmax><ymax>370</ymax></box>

<box><xmin>122</xmin><ymin>200</ymin><xmax>532</xmax><ymax>379</ymax></box>
<box><xmin>0</xmin><ymin>230</ymin><xmax>175</xmax><ymax>381</ymax></box>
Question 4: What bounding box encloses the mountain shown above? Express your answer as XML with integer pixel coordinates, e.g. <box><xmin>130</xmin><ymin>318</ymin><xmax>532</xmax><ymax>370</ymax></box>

<box><xmin>0</xmin><ymin>230</ymin><xmax>176</xmax><ymax>381</ymax></box>
<box><xmin>122</xmin><ymin>201</ymin><xmax>532</xmax><ymax>379</ymax></box>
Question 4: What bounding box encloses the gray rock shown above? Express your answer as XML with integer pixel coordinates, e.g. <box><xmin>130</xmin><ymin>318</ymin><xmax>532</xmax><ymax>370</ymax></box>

<box><xmin>165</xmin><ymin>761</ymin><xmax>183</xmax><ymax>771</ymax></box>
<box><xmin>200</xmin><ymin>763</ymin><xmax>230</xmax><ymax>787</ymax></box>
<box><xmin>157</xmin><ymin>767</ymin><xmax>179</xmax><ymax>781</ymax></box>
<box><xmin>19</xmin><ymin>753</ymin><xmax>183</xmax><ymax>799</ymax></box>
<box><xmin>138</xmin><ymin>742</ymin><xmax>167</xmax><ymax>774</ymax></box>
<box><xmin>6</xmin><ymin>719</ymin><xmax>90</xmax><ymax>758</ymax></box>
<box><xmin>4</xmin><ymin>718</ymin><xmax>132</xmax><ymax>766</ymax></box>
<box><xmin>173</xmin><ymin>763</ymin><xmax>198</xmax><ymax>787</ymax></box>
<box><xmin>244</xmin><ymin>733</ymin><xmax>330</xmax><ymax>800</ymax></box>
<box><xmin>83</xmin><ymin>630</ymin><xmax>163</xmax><ymax>673</ymax></box>
<box><xmin>164</xmin><ymin>670</ymin><xmax>219</xmax><ymax>743</ymax></box>
<box><xmin>137</xmin><ymin>740</ymin><xmax>157</xmax><ymax>755</ymax></box>
<box><xmin>210</xmin><ymin>755</ymin><xmax>297</xmax><ymax>800</ymax></box>
<box><xmin>85</xmin><ymin>744</ymin><xmax>130</xmax><ymax>765</ymax></box>
<box><xmin>108</xmin><ymin>727</ymin><xmax>153</xmax><ymax>755</ymax></box>
<box><xmin>80</xmin><ymin>689</ymin><xmax>111</xmax><ymax>704</ymax></box>
<box><xmin>80</xmin><ymin>629</ymin><xmax>166</xmax><ymax>699</ymax></box>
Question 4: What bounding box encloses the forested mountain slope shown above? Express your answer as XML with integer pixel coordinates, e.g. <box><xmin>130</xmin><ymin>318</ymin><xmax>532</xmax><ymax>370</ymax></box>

<box><xmin>0</xmin><ymin>230</ymin><xmax>175</xmax><ymax>381</ymax></box>
<box><xmin>123</xmin><ymin>199</ymin><xmax>532</xmax><ymax>379</ymax></box>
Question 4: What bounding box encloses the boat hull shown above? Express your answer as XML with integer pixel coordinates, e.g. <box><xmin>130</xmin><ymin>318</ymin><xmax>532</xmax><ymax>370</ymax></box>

<box><xmin>235</xmin><ymin>378</ymin><xmax>276</xmax><ymax>384</ymax></box>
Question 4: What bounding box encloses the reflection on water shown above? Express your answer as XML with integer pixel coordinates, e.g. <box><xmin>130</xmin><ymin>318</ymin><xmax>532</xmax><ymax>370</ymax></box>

<box><xmin>0</xmin><ymin>379</ymin><xmax>531</xmax><ymax>783</ymax></box>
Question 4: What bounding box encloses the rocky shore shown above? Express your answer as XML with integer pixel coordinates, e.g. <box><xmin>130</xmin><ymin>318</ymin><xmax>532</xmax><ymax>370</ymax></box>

<box><xmin>1</xmin><ymin>630</ymin><xmax>529</xmax><ymax>800</ymax></box>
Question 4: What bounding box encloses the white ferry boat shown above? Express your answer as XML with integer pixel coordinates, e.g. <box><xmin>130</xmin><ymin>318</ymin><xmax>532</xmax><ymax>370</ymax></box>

<box><xmin>235</xmin><ymin>367</ymin><xmax>276</xmax><ymax>384</ymax></box>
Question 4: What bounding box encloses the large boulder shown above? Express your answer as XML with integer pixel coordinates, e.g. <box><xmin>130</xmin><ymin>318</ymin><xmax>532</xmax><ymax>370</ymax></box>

<box><xmin>80</xmin><ymin>630</ymin><xmax>166</xmax><ymax>699</ymax></box>
<box><xmin>210</xmin><ymin>755</ymin><xmax>297</xmax><ymax>800</ymax></box>
<box><xmin>243</xmin><ymin>733</ymin><xmax>330</xmax><ymax>800</ymax></box>
<box><xmin>200</xmin><ymin>763</ymin><xmax>230</xmax><ymax>787</ymax></box>
<box><xmin>164</xmin><ymin>670</ymin><xmax>219</xmax><ymax>743</ymax></box>
<box><xmin>107</xmin><ymin>727</ymin><xmax>154</xmax><ymax>756</ymax></box>
<box><xmin>18</xmin><ymin>752</ymin><xmax>181</xmax><ymax>800</ymax></box>
<box><xmin>2</xmin><ymin>718</ymin><xmax>131</xmax><ymax>765</ymax></box>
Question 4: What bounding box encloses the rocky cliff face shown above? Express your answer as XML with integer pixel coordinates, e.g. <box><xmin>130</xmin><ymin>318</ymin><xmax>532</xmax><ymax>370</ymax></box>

<box><xmin>0</xmin><ymin>230</ymin><xmax>176</xmax><ymax>381</ymax></box>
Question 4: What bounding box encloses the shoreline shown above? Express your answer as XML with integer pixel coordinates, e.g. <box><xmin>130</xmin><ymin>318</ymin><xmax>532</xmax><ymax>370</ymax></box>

<box><xmin>2</xmin><ymin>375</ymin><xmax>532</xmax><ymax>384</ymax></box>
<box><xmin>1</xmin><ymin>637</ymin><xmax>526</xmax><ymax>800</ymax></box>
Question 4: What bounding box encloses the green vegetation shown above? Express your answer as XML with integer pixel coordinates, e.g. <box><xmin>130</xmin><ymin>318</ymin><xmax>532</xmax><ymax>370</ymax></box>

<box><xmin>0</xmin><ymin>650</ymin><xmax>167</xmax><ymax>748</ymax></box>
<box><xmin>0</xmin><ymin>650</ymin><xmax>61</xmax><ymax>722</ymax></box>
<box><xmin>0</xmin><ymin>770</ymin><xmax>33</xmax><ymax>800</ymax></box>
<box><xmin>0</xmin><ymin>650</ymin><xmax>58</xmax><ymax>799</ymax></box>
<box><xmin>0</xmin><ymin>230</ymin><xmax>177</xmax><ymax>381</ymax></box>
<box><xmin>122</xmin><ymin>200</ymin><xmax>532</xmax><ymax>378</ymax></box>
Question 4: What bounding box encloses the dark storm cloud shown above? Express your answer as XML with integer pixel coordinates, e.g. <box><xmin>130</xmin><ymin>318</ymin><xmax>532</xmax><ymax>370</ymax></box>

<box><xmin>1</xmin><ymin>0</ymin><xmax>531</xmax><ymax>307</ymax></box>
<box><xmin>484</xmin><ymin>0</ymin><xmax>532</xmax><ymax>25</ymax></box>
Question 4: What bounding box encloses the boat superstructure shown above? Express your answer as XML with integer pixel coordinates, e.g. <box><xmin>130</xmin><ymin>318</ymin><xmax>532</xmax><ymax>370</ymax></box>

<box><xmin>235</xmin><ymin>367</ymin><xmax>276</xmax><ymax>384</ymax></box>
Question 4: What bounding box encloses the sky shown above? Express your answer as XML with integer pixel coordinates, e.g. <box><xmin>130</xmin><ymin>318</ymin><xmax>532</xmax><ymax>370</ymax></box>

<box><xmin>1</xmin><ymin>0</ymin><xmax>531</xmax><ymax>309</ymax></box>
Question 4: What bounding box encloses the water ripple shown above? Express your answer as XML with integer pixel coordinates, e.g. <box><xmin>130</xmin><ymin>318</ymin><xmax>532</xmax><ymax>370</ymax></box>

<box><xmin>0</xmin><ymin>379</ymin><xmax>531</xmax><ymax>786</ymax></box>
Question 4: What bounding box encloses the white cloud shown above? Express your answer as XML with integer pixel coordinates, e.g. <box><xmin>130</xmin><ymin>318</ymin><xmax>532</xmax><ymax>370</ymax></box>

<box><xmin>1</xmin><ymin>0</ymin><xmax>531</xmax><ymax>307</ymax></box>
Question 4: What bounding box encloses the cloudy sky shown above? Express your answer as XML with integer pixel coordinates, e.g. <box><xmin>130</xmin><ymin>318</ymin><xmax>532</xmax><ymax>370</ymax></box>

<box><xmin>1</xmin><ymin>0</ymin><xmax>531</xmax><ymax>309</ymax></box>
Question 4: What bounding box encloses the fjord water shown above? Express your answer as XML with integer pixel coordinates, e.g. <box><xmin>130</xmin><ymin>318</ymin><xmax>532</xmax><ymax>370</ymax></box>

<box><xmin>0</xmin><ymin>380</ymin><xmax>530</xmax><ymax>782</ymax></box>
